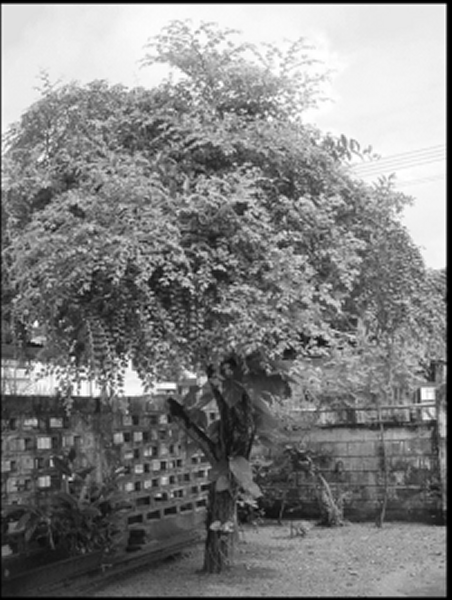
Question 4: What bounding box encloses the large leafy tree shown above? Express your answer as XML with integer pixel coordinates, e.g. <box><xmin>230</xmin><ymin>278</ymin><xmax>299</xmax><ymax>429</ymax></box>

<box><xmin>1</xmin><ymin>20</ymin><xmax>434</xmax><ymax>571</ymax></box>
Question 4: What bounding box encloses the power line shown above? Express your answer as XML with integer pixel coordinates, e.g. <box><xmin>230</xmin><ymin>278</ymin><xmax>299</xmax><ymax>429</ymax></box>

<box><xmin>352</xmin><ymin>150</ymin><xmax>445</xmax><ymax>174</ymax></box>
<box><xmin>351</xmin><ymin>144</ymin><xmax>446</xmax><ymax>175</ymax></box>
<box><xmin>351</xmin><ymin>144</ymin><xmax>445</xmax><ymax>167</ymax></box>
<box><xmin>351</xmin><ymin>150</ymin><xmax>446</xmax><ymax>176</ymax></box>
<box><xmin>355</xmin><ymin>144</ymin><xmax>445</xmax><ymax>164</ymax></box>
<box><xmin>352</xmin><ymin>157</ymin><xmax>446</xmax><ymax>179</ymax></box>
<box><xmin>353</xmin><ymin>155</ymin><xmax>446</xmax><ymax>176</ymax></box>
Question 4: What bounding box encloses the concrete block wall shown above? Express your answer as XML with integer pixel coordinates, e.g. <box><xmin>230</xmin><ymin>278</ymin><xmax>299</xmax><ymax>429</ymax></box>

<box><xmin>1</xmin><ymin>395</ymin><xmax>212</xmax><ymax>556</ymax></box>
<box><xmin>280</xmin><ymin>408</ymin><xmax>443</xmax><ymax>523</ymax></box>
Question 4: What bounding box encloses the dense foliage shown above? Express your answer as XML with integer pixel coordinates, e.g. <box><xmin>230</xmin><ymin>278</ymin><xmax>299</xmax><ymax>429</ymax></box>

<box><xmin>2</xmin><ymin>20</ymin><xmax>445</xmax><ymax>571</ymax></box>
<box><xmin>293</xmin><ymin>193</ymin><xmax>446</xmax><ymax>410</ymax></box>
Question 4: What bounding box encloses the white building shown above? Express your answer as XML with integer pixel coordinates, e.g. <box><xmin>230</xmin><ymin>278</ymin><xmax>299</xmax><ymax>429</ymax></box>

<box><xmin>1</xmin><ymin>355</ymin><xmax>182</xmax><ymax>397</ymax></box>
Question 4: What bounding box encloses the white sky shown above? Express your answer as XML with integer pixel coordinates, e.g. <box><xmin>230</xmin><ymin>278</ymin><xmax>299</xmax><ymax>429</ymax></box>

<box><xmin>1</xmin><ymin>3</ymin><xmax>446</xmax><ymax>269</ymax></box>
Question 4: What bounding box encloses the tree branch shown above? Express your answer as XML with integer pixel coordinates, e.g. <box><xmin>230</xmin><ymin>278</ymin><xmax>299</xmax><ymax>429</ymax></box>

<box><xmin>206</xmin><ymin>376</ymin><xmax>230</xmax><ymax>458</ymax></box>
<box><xmin>167</xmin><ymin>397</ymin><xmax>219</xmax><ymax>464</ymax></box>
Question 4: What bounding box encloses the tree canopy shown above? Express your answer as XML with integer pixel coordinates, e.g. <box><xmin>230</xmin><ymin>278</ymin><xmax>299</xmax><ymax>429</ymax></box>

<box><xmin>2</xmin><ymin>20</ymin><xmax>445</xmax><ymax>401</ymax></box>
<box><xmin>1</xmin><ymin>19</ymin><xmax>445</xmax><ymax>571</ymax></box>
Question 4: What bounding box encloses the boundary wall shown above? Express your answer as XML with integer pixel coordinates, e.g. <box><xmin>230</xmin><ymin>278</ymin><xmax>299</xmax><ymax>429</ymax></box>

<box><xmin>259</xmin><ymin>401</ymin><xmax>445</xmax><ymax>523</ymax></box>
<box><xmin>2</xmin><ymin>395</ymin><xmax>213</xmax><ymax>554</ymax></box>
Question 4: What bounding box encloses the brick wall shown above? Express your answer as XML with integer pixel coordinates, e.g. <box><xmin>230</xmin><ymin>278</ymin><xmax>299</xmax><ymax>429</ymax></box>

<box><xmin>1</xmin><ymin>395</ymin><xmax>213</xmax><ymax>554</ymax></box>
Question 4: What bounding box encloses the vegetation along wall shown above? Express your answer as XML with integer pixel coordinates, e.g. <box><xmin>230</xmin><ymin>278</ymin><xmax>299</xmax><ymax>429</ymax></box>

<box><xmin>260</xmin><ymin>401</ymin><xmax>445</xmax><ymax>524</ymax></box>
<box><xmin>1</xmin><ymin>395</ymin><xmax>213</xmax><ymax>556</ymax></box>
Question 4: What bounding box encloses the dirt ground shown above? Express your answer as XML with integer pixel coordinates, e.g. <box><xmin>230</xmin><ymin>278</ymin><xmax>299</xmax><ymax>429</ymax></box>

<box><xmin>91</xmin><ymin>521</ymin><xmax>446</xmax><ymax>597</ymax></box>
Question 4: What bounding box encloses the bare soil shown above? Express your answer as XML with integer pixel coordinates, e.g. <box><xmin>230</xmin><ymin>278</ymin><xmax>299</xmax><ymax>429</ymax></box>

<box><xmin>91</xmin><ymin>521</ymin><xmax>446</xmax><ymax>597</ymax></box>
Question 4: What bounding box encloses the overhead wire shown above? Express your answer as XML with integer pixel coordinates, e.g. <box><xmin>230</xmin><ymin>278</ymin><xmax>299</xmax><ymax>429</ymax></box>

<box><xmin>352</xmin><ymin>158</ymin><xmax>445</xmax><ymax>176</ymax></box>
<box><xmin>351</xmin><ymin>144</ymin><xmax>445</xmax><ymax>164</ymax></box>
<box><xmin>354</xmin><ymin>144</ymin><xmax>445</xmax><ymax>163</ymax></box>
<box><xmin>354</xmin><ymin>158</ymin><xmax>446</xmax><ymax>179</ymax></box>
<box><xmin>350</xmin><ymin>144</ymin><xmax>446</xmax><ymax>176</ymax></box>
<box><xmin>353</xmin><ymin>151</ymin><xmax>445</xmax><ymax>172</ymax></box>
<box><xmin>351</xmin><ymin>152</ymin><xmax>445</xmax><ymax>176</ymax></box>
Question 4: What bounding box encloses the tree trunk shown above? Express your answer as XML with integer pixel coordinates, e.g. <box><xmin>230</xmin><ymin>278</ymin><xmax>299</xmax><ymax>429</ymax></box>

<box><xmin>168</xmin><ymin>360</ymin><xmax>259</xmax><ymax>574</ymax></box>
<box><xmin>203</xmin><ymin>483</ymin><xmax>239</xmax><ymax>573</ymax></box>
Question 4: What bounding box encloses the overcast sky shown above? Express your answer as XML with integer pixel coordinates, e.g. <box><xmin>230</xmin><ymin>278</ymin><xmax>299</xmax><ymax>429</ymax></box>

<box><xmin>1</xmin><ymin>3</ymin><xmax>446</xmax><ymax>269</ymax></box>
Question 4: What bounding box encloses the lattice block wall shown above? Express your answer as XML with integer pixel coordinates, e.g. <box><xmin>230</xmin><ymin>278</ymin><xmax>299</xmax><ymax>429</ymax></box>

<box><xmin>1</xmin><ymin>395</ymin><xmax>213</xmax><ymax>552</ymax></box>
<box><xmin>2</xmin><ymin>412</ymin><xmax>76</xmax><ymax>503</ymax></box>
<box><xmin>112</xmin><ymin>406</ymin><xmax>212</xmax><ymax>537</ymax></box>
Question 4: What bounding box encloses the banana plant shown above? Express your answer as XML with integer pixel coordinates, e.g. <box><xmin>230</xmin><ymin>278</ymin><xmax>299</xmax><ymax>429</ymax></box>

<box><xmin>50</xmin><ymin>451</ymin><xmax>131</xmax><ymax>556</ymax></box>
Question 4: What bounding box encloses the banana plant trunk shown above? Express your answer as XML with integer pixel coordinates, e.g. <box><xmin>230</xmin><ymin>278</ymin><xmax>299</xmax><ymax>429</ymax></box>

<box><xmin>203</xmin><ymin>482</ymin><xmax>239</xmax><ymax>573</ymax></box>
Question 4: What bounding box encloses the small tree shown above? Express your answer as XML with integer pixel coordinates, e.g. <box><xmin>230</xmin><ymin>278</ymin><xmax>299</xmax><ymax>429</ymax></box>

<box><xmin>1</xmin><ymin>21</ymin><xmax>427</xmax><ymax>571</ymax></box>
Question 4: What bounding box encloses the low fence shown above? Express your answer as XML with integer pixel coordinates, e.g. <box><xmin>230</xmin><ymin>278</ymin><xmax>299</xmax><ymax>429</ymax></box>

<box><xmin>260</xmin><ymin>397</ymin><xmax>446</xmax><ymax>523</ymax></box>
